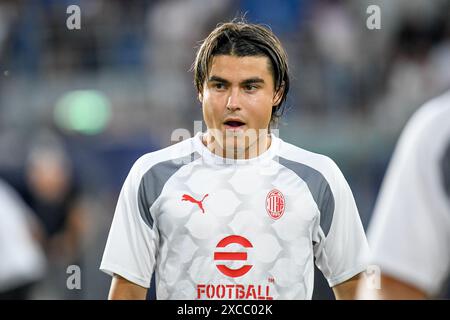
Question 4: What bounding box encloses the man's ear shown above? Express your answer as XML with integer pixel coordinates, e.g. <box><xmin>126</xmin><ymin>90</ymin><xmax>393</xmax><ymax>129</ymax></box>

<box><xmin>198</xmin><ymin>92</ymin><xmax>203</xmax><ymax>103</ymax></box>
<box><xmin>273</xmin><ymin>82</ymin><xmax>285</xmax><ymax>106</ymax></box>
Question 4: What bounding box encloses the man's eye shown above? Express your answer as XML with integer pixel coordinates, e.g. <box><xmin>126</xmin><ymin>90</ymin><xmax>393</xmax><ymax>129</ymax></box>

<box><xmin>245</xmin><ymin>84</ymin><xmax>258</xmax><ymax>91</ymax></box>
<box><xmin>214</xmin><ymin>83</ymin><xmax>226</xmax><ymax>90</ymax></box>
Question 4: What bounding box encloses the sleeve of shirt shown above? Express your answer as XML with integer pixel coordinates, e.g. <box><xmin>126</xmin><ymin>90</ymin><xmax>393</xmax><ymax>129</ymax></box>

<box><xmin>313</xmin><ymin>160</ymin><xmax>370</xmax><ymax>287</ymax></box>
<box><xmin>367</xmin><ymin>108</ymin><xmax>450</xmax><ymax>296</ymax></box>
<box><xmin>100</xmin><ymin>158</ymin><xmax>158</xmax><ymax>288</ymax></box>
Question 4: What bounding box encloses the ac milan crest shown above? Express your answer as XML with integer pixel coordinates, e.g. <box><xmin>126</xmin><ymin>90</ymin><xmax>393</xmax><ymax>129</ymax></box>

<box><xmin>266</xmin><ymin>189</ymin><xmax>285</xmax><ymax>220</ymax></box>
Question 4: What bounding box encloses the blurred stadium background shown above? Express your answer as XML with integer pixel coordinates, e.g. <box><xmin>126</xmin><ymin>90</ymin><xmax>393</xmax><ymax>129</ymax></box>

<box><xmin>0</xmin><ymin>0</ymin><xmax>449</xmax><ymax>299</ymax></box>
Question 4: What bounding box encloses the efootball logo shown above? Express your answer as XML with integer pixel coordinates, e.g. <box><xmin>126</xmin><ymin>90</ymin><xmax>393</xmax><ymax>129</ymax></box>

<box><xmin>214</xmin><ymin>235</ymin><xmax>253</xmax><ymax>277</ymax></box>
<box><xmin>197</xmin><ymin>235</ymin><xmax>273</xmax><ymax>299</ymax></box>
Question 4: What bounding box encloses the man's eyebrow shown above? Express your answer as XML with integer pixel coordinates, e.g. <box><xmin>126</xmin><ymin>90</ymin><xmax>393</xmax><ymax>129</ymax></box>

<box><xmin>207</xmin><ymin>76</ymin><xmax>265</xmax><ymax>85</ymax></box>
<box><xmin>240</xmin><ymin>77</ymin><xmax>265</xmax><ymax>85</ymax></box>
<box><xmin>207</xmin><ymin>76</ymin><xmax>229</xmax><ymax>84</ymax></box>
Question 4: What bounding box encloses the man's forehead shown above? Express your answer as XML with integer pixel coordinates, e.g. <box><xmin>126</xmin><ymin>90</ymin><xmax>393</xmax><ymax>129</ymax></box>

<box><xmin>209</xmin><ymin>55</ymin><xmax>272</xmax><ymax>80</ymax></box>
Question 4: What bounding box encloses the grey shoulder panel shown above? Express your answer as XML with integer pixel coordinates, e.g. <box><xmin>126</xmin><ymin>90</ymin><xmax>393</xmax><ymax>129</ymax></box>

<box><xmin>138</xmin><ymin>152</ymin><xmax>199</xmax><ymax>228</ymax></box>
<box><xmin>279</xmin><ymin>157</ymin><xmax>335</xmax><ymax>236</ymax></box>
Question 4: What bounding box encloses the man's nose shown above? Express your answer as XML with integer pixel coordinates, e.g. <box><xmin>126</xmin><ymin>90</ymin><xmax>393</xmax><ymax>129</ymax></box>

<box><xmin>226</xmin><ymin>88</ymin><xmax>241</xmax><ymax>111</ymax></box>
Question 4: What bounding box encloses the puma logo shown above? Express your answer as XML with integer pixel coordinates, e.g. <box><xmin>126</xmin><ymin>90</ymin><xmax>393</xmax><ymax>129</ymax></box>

<box><xmin>181</xmin><ymin>194</ymin><xmax>209</xmax><ymax>213</ymax></box>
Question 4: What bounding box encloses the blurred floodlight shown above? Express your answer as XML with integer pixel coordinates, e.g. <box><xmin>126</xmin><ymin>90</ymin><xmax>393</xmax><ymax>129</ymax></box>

<box><xmin>54</xmin><ymin>90</ymin><xmax>111</xmax><ymax>135</ymax></box>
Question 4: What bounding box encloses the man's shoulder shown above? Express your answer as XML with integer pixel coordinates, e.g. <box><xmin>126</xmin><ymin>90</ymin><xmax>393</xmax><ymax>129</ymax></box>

<box><xmin>397</xmin><ymin>91</ymin><xmax>450</xmax><ymax>161</ymax></box>
<box><xmin>277</xmin><ymin>138</ymin><xmax>341</xmax><ymax>178</ymax></box>
<box><xmin>408</xmin><ymin>90</ymin><xmax>450</xmax><ymax>138</ymax></box>
<box><xmin>129</xmin><ymin>137</ymin><xmax>197</xmax><ymax>179</ymax></box>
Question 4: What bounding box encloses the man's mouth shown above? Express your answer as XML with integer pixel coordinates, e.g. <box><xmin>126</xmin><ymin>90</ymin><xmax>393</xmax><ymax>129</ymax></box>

<box><xmin>223</xmin><ymin>120</ymin><xmax>246</xmax><ymax>129</ymax></box>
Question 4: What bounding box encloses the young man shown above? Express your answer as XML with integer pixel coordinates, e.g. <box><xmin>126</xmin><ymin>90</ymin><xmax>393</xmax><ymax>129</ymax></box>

<box><xmin>357</xmin><ymin>91</ymin><xmax>450</xmax><ymax>299</ymax></box>
<box><xmin>100</xmin><ymin>21</ymin><xmax>369</xmax><ymax>300</ymax></box>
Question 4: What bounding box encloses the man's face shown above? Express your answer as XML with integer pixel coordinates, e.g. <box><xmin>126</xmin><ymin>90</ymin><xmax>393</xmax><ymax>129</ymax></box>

<box><xmin>200</xmin><ymin>55</ymin><xmax>282</xmax><ymax>158</ymax></box>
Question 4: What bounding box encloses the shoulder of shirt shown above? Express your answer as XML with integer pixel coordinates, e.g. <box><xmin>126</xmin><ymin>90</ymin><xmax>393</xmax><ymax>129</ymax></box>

<box><xmin>406</xmin><ymin>90</ymin><xmax>450</xmax><ymax>135</ymax></box>
<box><xmin>399</xmin><ymin>90</ymin><xmax>450</xmax><ymax>153</ymax></box>
<box><xmin>276</xmin><ymin>137</ymin><xmax>343</xmax><ymax>181</ymax></box>
<box><xmin>128</xmin><ymin>136</ymin><xmax>196</xmax><ymax>178</ymax></box>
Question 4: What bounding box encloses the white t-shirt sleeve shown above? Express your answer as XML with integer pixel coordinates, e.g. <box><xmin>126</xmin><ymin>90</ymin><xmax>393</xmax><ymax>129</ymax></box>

<box><xmin>100</xmin><ymin>158</ymin><xmax>159</xmax><ymax>288</ymax></box>
<box><xmin>314</xmin><ymin>160</ymin><xmax>370</xmax><ymax>287</ymax></box>
<box><xmin>368</xmin><ymin>102</ymin><xmax>450</xmax><ymax>296</ymax></box>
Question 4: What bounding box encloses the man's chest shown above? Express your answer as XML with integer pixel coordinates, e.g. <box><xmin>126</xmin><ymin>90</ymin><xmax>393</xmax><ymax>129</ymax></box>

<box><xmin>153</xmin><ymin>165</ymin><xmax>320</xmax><ymax>241</ymax></box>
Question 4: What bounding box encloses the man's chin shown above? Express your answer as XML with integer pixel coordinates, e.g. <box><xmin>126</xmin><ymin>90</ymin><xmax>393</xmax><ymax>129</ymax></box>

<box><xmin>222</xmin><ymin>127</ymin><xmax>246</xmax><ymax>136</ymax></box>
<box><xmin>205</xmin><ymin>128</ymin><xmax>267</xmax><ymax>157</ymax></box>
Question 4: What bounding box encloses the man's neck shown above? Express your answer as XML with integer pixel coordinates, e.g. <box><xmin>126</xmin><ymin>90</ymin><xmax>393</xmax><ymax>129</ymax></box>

<box><xmin>202</xmin><ymin>132</ymin><xmax>272</xmax><ymax>160</ymax></box>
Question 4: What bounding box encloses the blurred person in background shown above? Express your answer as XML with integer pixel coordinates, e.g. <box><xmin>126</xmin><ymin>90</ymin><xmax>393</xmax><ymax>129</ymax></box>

<box><xmin>357</xmin><ymin>90</ymin><xmax>450</xmax><ymax>299</ymax></box>
<box><xmin>0</xmin><ymin>178</ymin><xmax>46</xmax><ymax>300</ymax></box>
<box><xmin>21</xmin><ymin>130</ymin><xmax>87</xmax><ymax>299</ymax></box>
